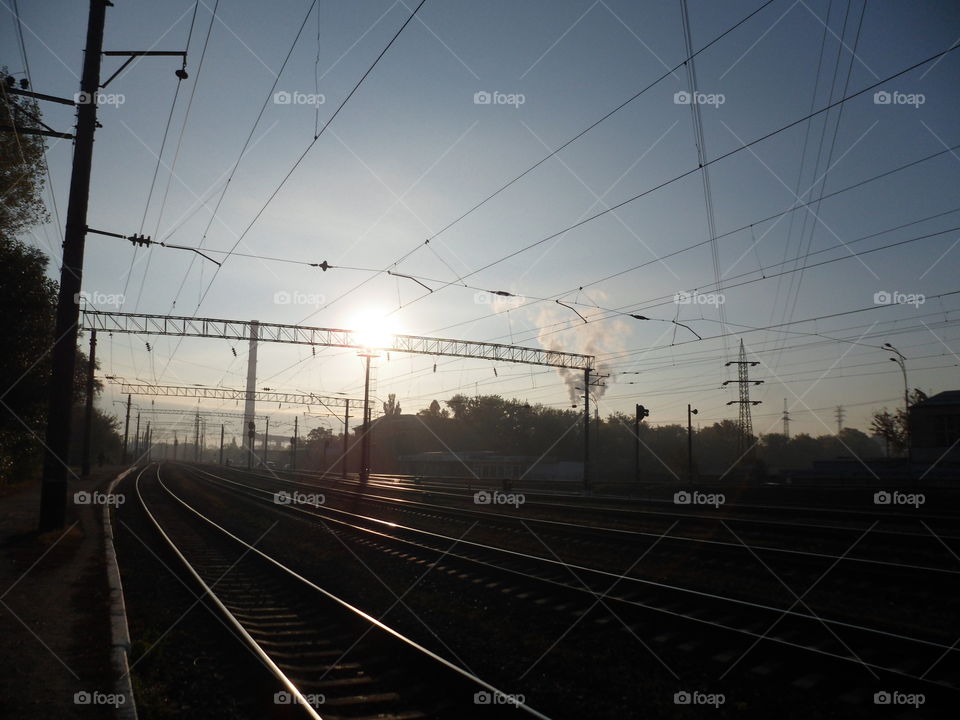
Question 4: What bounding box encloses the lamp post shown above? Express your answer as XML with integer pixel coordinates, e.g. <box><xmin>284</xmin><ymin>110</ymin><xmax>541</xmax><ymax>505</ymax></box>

<box><xmin>884</xmin><ymin>343</ymin><xmax>910</xmax><ymax>463</ymax></box>
<box><xmin>687</xmin><ymin>404</ymin><xmax>698</xmax><ymax>483</ymax></box>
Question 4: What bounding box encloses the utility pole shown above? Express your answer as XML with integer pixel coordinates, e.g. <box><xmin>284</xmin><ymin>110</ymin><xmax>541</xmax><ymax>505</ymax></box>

<box><xmin>583</xmin><ymin>367</ymin><xmax>590</xmax><ymax>492</ymax></box>
<box><xmin>634</xmin><ymin>404</ymin><xmax>649</xmax><ymax>483</ymax></box>
<box><xmin>134</xmin><ymin>412</ymin><xmax>141</xmax><ymax>461</ymax></box>
<box><xmin>173</xmin><ymin>432</ymin><xmax>178</xmax><ymax>460</ymax></box>
<box><xmin>263</xmin><ymin>417</ymin><xmax>269</xmax><ymax>467</ymax></box>
<box><xmin>246</xmin><ymin>421</ymin><xmax>254</xmax><ymax>470</ymax></box>
<box><xmin>194</xmin><ymin>410</ymin><xmax>200</xmax><ymax>461</ymax></box>
<box><xmin>122</xmin><ymin>394</ymin><xmax>131</xmax><ymax>463</ymax></box>
<box><xmin>219</xmin><ymin>423</ymin><xmax>224</xmax><ymax>465</ymax></box>
<box><xmin>292</xmin><ymin>416</ymin><xmax>298</xmax><ymax>470</ymax></box>
<box><xmin>37</xmin><ymin>0</ymin><xmax>107</xmax><ymax>528</ymax></box>
<box><xmin>782</xmin><ymin>398</ymin><xmax>790</xmax><ymax>439</ymax></box>
<box><xmin>359</xmin><ymin>353</ymin><xmax>375</xmax><ymax>482</ymax></box>
<box><xmin>687</xmin><ymin>404</ymin><xmax>698</xmax><ymax>483</ymax></box>
<box><xmin>342</xmin><ymin>400</ymin><xmax>350</xmax><ymax>478</ymax></box>
<box><xmin>145</xmin><ymin>422</ymin><xmax>151</xmax><ymax>462</ymax></box>
<box><xmin>200</xmin><ymin>421</ymin><xmax>205</xmax><ymax>463</ymax></box>
<box><xmin>834</xmin><ymin>405</ymin><xmax>845</xmax><ymax>435</ymax></box>
<box><xmin>634</xmin><ymin>405</ymin><xmax>640</xmax><ymax>484</ymax></box>
<box><xmin>81</xmin><ymin>329</ymin><xmax>97</xmax><ymax>476</ymax></box>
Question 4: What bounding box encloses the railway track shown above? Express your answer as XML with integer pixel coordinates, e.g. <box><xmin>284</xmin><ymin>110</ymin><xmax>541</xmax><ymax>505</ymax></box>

<box><xmin>168</xmin><ymin>462</ymin><xmax>960</xmax><ymax>714</ymax></box>
<box><xmin>134</xmin><ymin>464</ymin><xmax>551</xmax><ymax>719</ymax></box>
<box><xmin>229</xmin><ymin>466</ymin><xmax>960</xmax><ymax>576</ymax></box>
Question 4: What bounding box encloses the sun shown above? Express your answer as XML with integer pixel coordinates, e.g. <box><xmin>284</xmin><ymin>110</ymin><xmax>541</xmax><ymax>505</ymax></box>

<box><xmin>350</xmin><ymin>310</ymin><xmax>399</xmax><ymax>349</ymax></box>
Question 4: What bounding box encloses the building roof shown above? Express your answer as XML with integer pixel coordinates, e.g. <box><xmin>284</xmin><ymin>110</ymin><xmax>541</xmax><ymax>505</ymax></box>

<box><xmin>914</xmin><ymin>391</ymin><xmax>960</xmax><ymax>408</ymax></box>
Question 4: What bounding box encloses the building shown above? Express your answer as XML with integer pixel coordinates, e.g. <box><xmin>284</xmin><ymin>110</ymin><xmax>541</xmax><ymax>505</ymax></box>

<box><xmin>910</xmin><ymin>390</ymin><xmax>960</xmax><ymax>466</ymax></box>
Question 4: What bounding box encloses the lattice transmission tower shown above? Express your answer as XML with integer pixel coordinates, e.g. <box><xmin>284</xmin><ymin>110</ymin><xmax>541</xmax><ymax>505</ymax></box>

<box><xmin>724</xmin><ymin>339</ymin><xmax>763</xmax><ymax>458</ymax></box>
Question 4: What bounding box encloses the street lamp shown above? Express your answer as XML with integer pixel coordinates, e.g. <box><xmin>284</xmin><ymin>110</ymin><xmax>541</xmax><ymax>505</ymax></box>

<box><xmin>687</xmin><ymin>405</ymin><xmax>698</xmax><ymax>483</ymax></box>
<box><xmin>884</xmin><ymin>343</ymin><xmax>910</xmax><ymax>464</ymax></box>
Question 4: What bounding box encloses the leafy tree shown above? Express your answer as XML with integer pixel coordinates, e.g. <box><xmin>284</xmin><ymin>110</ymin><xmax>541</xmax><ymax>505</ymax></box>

<box><xmin>382</xmin><ymin>393</ymin><xmax>402</xmax><ymax>416</ymax></box>
<box><xmin>1</xmin><ymin>71</ymin><xmax>49</xmax><ymax>237</ymax></box>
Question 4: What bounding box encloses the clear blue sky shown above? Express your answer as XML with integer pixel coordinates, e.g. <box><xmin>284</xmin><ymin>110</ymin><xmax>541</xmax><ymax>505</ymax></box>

<box><xmin>5</xmin><ymin>0</ymin><xmax>960</xmax><ymax>445</ymax></box>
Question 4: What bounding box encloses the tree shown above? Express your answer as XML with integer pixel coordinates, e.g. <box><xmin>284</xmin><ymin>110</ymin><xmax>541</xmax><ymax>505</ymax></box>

<box><xmin>1</xmin><ymin>71</ymin><xmax>49</xmax><ymax>237</ymax></box>
<box><xmin>382</xmin><ymin>393</ymin><xmax>402</xmax><ymax>417</ymax></box>
<box><xmin>871</xmin><ymin>410</ymin><xmax>905</xmax><ymax>457</ymax></box>
<box><xmin>417</xmin><ymin>399</ymin><xmax>448</xmax><ymax>419</ymax></box>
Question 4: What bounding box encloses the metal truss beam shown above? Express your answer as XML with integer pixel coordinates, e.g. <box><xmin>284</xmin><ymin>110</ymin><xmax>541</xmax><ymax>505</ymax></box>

<box><xmin>82</xmin><ymin>310</ymin><xmax>593</xmax><ymax>369</ymax></box>
<box><xmin>117</xmin><ymin>383</ymin><xmax>365</xmax><ymax>409</ymax></box>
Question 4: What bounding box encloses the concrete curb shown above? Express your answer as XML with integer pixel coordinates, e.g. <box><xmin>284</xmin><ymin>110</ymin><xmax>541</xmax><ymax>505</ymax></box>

<box><xmin>104</xmin><ymin>467</ymin><xmax>138</xmax><ymax>720</ymax></box>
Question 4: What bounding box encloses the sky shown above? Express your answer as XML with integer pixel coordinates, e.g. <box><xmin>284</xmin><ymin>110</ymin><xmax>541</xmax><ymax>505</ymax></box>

<box><xmin>4</xmin><ymin>0</ymin><xmax>960</xmax><ymax>448</ymax></box>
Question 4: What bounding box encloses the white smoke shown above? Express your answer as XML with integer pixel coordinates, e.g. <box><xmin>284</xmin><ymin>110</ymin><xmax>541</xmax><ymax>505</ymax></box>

<box><xmin>535</xmin><ymin>292</ymin><xmax>631</xmax><ymax>407</ymax></box>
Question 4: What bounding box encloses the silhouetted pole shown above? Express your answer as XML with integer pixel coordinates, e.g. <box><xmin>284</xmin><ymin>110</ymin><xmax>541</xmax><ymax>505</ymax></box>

<box><xmin>342</xmin><ymin>400</ymin><xmax>350</xmax><ymax>478</ymax></box>
<box><xmin>292</xmin><ymin>416</ymin><xmax>298</xmax><ymax>470</ymax></box>
<box><xmin>360</xmin><ymin>354</ymin><xmax>373</xmax><ymax>482</ymax></box>
<box><xmin>263</xmin><ymin>417</ymin><xmax>269</xmax><ymax>467</ymax></box>
<box><xmin>583</xmin><ymin>368</ymin><xmax>591</xmax><ymax>492</ymax></box>
<box><xmin>38</xmin><ymin>0</ymin><xmax>107</xmax><ymax>529</ymax></box>
<box><xmin>634</xmin><ymin>404</ymin><xmax>640</xmax><ymax>484</ymax></box>
<box><xmin>121</xmin><ymin>394</ymin><xmax>131</xmax><ymax>463</ymax></box>
<box><xmin>145</xmin><ymin>422</ymin><xmax>151</xmax><ymax>462</ymax></box>
<box><xmin>247</xmin><ymin>422</ymin><xmax>254</xmax><ymax>470</ymax></box>
<box><xmin>687</xmin><ymin>404</ymin><xmax>698</xmax><ymax>483</ymax></box>
<box><xmin>81</xmin><ymin>329</ymin><xmax>97</xmax><ymax>476</ymax></box>
<box><xmin>134</xmin><ymin>412</ymin><xmax>140</xmax><ymax>460</ymax></box>
<box><xmin>219</xmin><ymin>424</ymin><xmax>224</xmax><ymax>465</ymax></box>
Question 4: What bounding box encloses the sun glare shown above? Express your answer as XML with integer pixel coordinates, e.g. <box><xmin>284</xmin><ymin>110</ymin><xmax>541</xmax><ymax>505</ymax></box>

<box><xmin>351</xmin><ymin>310</ymin><xmax>398</xmax><ymax>349</ymax></box>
